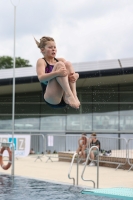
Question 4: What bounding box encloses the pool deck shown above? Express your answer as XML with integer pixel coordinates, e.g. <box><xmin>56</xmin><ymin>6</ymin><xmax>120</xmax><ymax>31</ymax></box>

<box><xmin>0</xmin><ymin>154</ymin><xmax>133</xmax><ymax>189</ymax></box>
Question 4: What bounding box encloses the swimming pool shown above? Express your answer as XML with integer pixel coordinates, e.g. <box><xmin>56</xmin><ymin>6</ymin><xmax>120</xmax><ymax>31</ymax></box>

<box><xmin>0</xmin><ymin>174</ymin><xmax>121</xmax><ymax>200</ymax></box>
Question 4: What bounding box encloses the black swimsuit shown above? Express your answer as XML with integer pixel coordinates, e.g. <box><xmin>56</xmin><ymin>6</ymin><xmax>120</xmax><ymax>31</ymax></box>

<box><xmin>41</xmin><ymin>58</ymin><xmax>67</xmax><ymax>108</ymax></box>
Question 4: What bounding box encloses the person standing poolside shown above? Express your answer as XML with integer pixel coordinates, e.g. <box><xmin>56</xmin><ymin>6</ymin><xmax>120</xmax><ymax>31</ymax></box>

<box><xmin>89</xmin><ymin>132</ymin><xmax>101</xmax><ymax>166</ymax></box>
<box><xmin>35</xmin><ymin>36</ymin><xmax>80</xmax><ymax>109</ymax></box>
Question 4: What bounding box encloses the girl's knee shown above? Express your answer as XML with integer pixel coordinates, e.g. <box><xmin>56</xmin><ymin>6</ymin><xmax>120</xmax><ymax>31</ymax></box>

<box><xmin>64</xmin><ymin>61</ymin><xmax>71</xmax><ymax>66</ymax></box>
<box><xmin>55</xmin><ymin>61</ymin><xmax>66</xmax><ymax>69</ymax></box>
<box><xmin>64</xmin><ymin>61</ymin><xmax>74</xmax><ymax>71</ymax></box>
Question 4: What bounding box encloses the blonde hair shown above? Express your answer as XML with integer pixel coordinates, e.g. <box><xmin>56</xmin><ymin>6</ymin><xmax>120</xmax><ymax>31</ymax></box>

<box><xmin>34</xmin><ymin>36</ymin><xmax>55</xmax><ymax>49</ymax></box>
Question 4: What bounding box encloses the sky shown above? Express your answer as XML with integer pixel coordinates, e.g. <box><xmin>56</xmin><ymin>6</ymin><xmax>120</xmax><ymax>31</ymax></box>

<box><xmin>0</xmin><ymin>0</ymin><xmax>133</xmax><ymax>66</ymax></box>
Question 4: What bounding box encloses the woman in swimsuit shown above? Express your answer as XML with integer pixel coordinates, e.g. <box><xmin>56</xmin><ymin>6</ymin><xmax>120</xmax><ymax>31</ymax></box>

<box><xmin>35</xmin><ymin>36</ymin><xmax>80</xmax><ymax>109</ymax></box>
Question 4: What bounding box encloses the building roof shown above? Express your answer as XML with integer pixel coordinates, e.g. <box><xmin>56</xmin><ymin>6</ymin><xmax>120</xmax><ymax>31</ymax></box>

<box><xmin>0</xmin><ymin>57</ymin><xmax>133</xmax><ymax>80</ymax></box>
<box><xmin>0</xmin><ymin>57</ymin><xmax>133</xmax><ymax>94</ymax></box>
<box><xmin>72</xmin><ymin>57</ymin><xmax>133</xmax><ymax>72</ymax></box>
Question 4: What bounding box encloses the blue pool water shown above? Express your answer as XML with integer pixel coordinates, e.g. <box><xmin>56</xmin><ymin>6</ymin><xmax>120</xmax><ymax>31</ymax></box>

<box><xmin>0</xmin><ymin>174</ymin><xmax>121</xmax><ymax>200</ymax></box>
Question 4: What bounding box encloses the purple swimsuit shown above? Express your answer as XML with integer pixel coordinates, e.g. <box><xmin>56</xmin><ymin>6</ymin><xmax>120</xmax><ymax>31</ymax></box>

<box><xmin>44</xmin><ymin>57</ymin><xmax>59</xmax><ymax>73</ymax></box>
<box><xmin>45</xmin><ymin>64</ymin><xmax>54</xmax><ymax>73</ymax></box>
<box><xmin>40</xmin><ymin>58</ymin><xmax>67</xmax><ymax>108</ymax></box>
<box><xmin>43</xmin><ymin>58</ymin><xmax>58</xmax><ymax>84</ymax></box>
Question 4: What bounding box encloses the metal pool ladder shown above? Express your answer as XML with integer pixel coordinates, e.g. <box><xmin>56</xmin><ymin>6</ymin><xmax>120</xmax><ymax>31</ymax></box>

<box><xmin>81</xmin><ymin>146</ymin><xmax>99</xmax><ymax>188</ymax></box>
<box><xmin>68</xmin><ymin>152</ymin><xmax>79</xmax><ymax>186</ymax></box>
<box><xmin>68</xmin><ymin>146</ymin><xmax>99</xmax><ymax>188</ymax></box>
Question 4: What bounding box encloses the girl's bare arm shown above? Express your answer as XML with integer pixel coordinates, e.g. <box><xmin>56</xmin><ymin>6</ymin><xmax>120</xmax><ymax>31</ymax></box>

<box><xmin>36</xmin><ymin>58</ymin><xmax>67</xmax><ymax>82</ymax></box>
<box><xmin>36</xmin><ymin>58</ymin><xmax>58</xmax><ymax>82</ymax></box>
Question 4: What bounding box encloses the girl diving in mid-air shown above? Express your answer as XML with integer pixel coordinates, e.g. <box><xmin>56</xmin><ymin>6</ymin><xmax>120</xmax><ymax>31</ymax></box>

<box><xmin>35</xmin><ymin>36</ymin><xmax>80</xmax><ymax>109</ymax></box>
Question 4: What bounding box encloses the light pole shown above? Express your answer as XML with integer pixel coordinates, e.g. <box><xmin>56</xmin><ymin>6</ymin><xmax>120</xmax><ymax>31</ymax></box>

<box><xmin>10</xmin><ymin>0</ymin><xmax>20</xmax><ymax>176</ymax></box>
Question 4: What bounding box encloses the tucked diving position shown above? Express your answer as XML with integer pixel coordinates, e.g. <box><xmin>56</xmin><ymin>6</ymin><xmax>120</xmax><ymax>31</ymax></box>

<box><xmin>35</xmin><ymin>36</ymin><xmax>80</xmax><ymax>109</ymax></box>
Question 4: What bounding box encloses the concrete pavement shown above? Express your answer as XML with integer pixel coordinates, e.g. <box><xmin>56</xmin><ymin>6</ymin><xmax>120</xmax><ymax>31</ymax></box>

<box><xmin>0</xmin><ymin>154</ymin><xmax>132</xmax><ymax>189</ymax></box>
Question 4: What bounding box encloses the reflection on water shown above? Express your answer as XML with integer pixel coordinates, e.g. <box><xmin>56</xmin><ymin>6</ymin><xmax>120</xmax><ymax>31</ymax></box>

<box><xmin>0</xmin><ymin>174</ymin><xmax>119</xmax><ymax>200</ymax></box>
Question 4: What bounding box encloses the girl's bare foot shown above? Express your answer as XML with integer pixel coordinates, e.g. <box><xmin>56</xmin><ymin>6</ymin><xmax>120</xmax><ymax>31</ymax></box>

<box><xmin>64</xmin><ymin>93</ymin><xmax>79</xmax><ymax>109</ymax></box>
<box><xmin>74</xmin><ymin>95</ymin><xmax>80</xmax><ymax>107</ymax></box>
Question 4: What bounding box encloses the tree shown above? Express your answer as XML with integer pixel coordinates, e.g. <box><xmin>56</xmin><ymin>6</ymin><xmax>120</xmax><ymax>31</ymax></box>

<box><xmin>0</xmin><ymin>56</ymin><xmax>32</xmax><ymax>69</ymax></box>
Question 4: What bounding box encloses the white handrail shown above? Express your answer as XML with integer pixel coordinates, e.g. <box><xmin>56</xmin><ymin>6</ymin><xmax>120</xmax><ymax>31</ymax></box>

<box><xmin>81</xmin><ymin>146</ymin><xmax>99</xmax><ymax>188</ymax></box>
<box><xmin>68</xmin><ymin>152</ymin><xmax>78</xmax><ymax>185</ymax></box>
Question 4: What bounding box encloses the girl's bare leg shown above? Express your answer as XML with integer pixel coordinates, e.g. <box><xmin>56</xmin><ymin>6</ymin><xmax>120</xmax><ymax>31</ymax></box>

<box><xmin>44</xmin><ymin>78</ymin><xmax>63</xmax><ymax>104</ymax></box>
<box><xmin>55</xmin><ymin>62</ymin><xmax>79</xmax><ymax>108</ymax></box>
<box><xmin>64</xmin><ymin>61</ymin><xmax>80</xmax><ymax>106</ymax></box>
<box><xmin>44</xmin><ymin>62</ymin><xmax>79</xmax><ymax>109</ymax></box>
<box><xmin>82</xmin><ymin>149</ymin><xmax>86</xmax><ymax>159</ymax></box>
<box><xmin>76</xmin><ymin>147</ymin><xmax>81</xmax><ymax>154</ymax></box>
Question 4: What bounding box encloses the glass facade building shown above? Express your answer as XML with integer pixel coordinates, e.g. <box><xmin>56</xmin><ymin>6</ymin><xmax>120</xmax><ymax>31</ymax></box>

<box><xmin>1</xmin><ymin>59</ymin><xmax>133</xmax><ymax>152</ymax></box>
<box><xmin>0</xmin><ymin>84</ymin><xmax>133</xmax><ymax>139</ymax></box>
<box><xmin>0</xmin><ymin>58</ymin><xmax>133</xmax><ymax>143</ymax></box>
